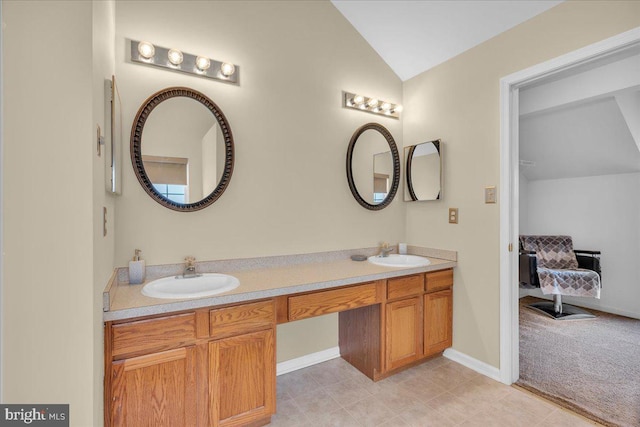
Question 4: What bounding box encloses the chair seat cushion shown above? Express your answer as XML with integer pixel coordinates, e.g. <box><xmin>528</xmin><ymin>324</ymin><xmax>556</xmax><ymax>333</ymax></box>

<box><xmin>537</xmin><ymin>267</ymin><xmax>601</xmax><ymax>298</ymax></box>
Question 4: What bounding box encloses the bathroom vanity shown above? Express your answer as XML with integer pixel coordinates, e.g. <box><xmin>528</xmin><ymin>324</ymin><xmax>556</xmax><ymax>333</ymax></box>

<box><xmin>103</xmin><ymin>249</ymin><xmax>455</xmax><ymax>427</ymax></box>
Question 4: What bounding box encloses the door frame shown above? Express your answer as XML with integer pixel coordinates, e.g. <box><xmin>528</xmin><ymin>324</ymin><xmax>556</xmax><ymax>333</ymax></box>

<box><xmin>498</xmin><ymin>26</ymin><xmax>640</xmax><ymax>385</ymax></box>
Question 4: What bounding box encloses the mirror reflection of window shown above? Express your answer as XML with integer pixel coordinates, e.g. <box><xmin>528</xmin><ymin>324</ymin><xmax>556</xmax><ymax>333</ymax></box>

<box><xmin>142</xmin><ymin>155</ymin><xmax>189</xmax><ymax>203</ymax></box>
<box><xmin>152</xmin><ymin>183</ymin><xmax>187</xmax><ymax>204</ymax></box>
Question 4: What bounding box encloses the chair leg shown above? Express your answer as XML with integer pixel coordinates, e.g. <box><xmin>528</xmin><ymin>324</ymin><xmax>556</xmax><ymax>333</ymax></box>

<box><xmin>554</xmin><ymin>294</ymin><xmax>562</xmax><ymax>314</ymax></box>
<box><xmin>528</xmin><ymin>295</ymin><xmax>596</xmax><ymax>320</ymax></box>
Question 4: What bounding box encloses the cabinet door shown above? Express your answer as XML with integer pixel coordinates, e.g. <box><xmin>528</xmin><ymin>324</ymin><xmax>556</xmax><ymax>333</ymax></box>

<box><xmin>424</xmin><ymin>289</ymin><xmax>453</xmax><ymax>356</ymax></box>
<box><xmin>209</xmin><ymin>328</ymin><xmax>275</xmax><ymax>427</ymax></box>
<box><xmin>111</xmin><ymin>347</ymin><xmax>196</xmax><ymax>427</ymax></box>
<box><xmin>385</xmin><ymin>297</ymin><xmax>422</xmax><ymax>371</ymax></box>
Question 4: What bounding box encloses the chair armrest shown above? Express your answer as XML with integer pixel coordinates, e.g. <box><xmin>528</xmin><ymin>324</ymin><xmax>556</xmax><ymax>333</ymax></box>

<box><xmin>574</xmin><ymin>249</ymin><xmax>601</xmax><ymax>255</ymax></box>
<box><xmin>519</xmin><ymin>252</ymin><xmax>539</xmax><ymax>287</ymax></box>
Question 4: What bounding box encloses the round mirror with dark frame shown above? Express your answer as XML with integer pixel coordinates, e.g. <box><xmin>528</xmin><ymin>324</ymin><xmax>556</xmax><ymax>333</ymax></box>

<box><xmin>346</xmin><ymin>123</ymin><xmax>400</xmax><ymax>210</ymax></box>
<box><xmin>131</xmin><ymin>87</ymin><xmax>234</xmax><ymax>212</ymax></box>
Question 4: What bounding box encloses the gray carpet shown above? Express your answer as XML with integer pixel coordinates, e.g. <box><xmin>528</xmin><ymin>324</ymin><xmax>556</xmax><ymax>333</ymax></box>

<box><xmin>517</xmin><ymin>296</ymin><xmax>640</xmax><ymax>427</ymax></box>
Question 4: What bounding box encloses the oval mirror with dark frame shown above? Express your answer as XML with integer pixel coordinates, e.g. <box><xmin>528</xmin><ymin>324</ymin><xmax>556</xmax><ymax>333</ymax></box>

<box><xmin>346</xmin><ymin>123</ymin><xmax>400</xmax><ymax>210</ymax></box>
<box><xmin>131</xmin><ymin>87</ymin><xmax>234</xmax><ymax>212</ymax></box>
<box><xmin>404</xmin><ymin>139</ymin><xmax>442</xmax><ymax>202</ymax></box>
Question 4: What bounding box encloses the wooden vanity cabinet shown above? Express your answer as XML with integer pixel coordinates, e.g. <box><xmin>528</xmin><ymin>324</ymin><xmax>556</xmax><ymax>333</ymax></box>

<box><xmin>382</xmin><ymin>269</ymin><xmax>453</xmax><ymax>375</ymax></box>
<box><xmin>107</xmin><ymin>313</ymin><xmax>199</xmax><ymax>427</ymax></box>
<box><xmin>384</xmin><ymin>275</ymin><xmax>424</xmax><ymax>371</ymax></box>
<box><xmin>105</xmin><ymin>301</ymin><xmax>276</xmax><ymax>427</ymax></box>
<box><xmin>105</xmin><ymin>269</ymin><xmax>453</xmax><ymax>426</ymax></box>
<box><xmin>424</xmin><ymin>289</ymin><xmax>453</xmax><ymax>356</ymax></box>
<box><xmin>110</xmin><ymin>347</ymin><xmax>197</xmax><ymax>427</ymax></box>
<box><xmin>208</xmin><ymin>301</ymin><xmax>276</xmax><ymax>427</ymax></box>
<box><xmin>424</xmin><ymin>269</ymin><xmax>453</xmax><ymax>357</ymax></box>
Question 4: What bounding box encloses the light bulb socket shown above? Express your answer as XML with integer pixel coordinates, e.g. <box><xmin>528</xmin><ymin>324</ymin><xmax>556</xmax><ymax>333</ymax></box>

<box><xmin>220</xmin><ymin>62</ymin><xmax>236</xmax><ymax>77</ymax></box>
<box><xmin>167</xmin><ymin>49</ymin><xmax>184</xmax><ymax>66</ymax></box>
<box><xmin>137</xmin><ymin>41</ymin><xmax>155</xmax><ymax>60</ymax></box>
<box><xmin>195</xmin><ymin>56</ymin><xmax>211</xmax><ymax>72</ymax></box>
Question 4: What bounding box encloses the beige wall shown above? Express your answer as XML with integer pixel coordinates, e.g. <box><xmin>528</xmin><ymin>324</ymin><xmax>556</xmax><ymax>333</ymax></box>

<box><xmin>113</xmin><ymin>1</ymin><xmax>404</xmax><ymax>362</ymax></box>
<box><xmin>403</xmin><ymin>0</ymin><xmax>640</xmax><ymax>368</ymax></box>
<box><xmin>1</xmin><ymin>1</ymin><xmax>115</xmax><ymax>425</ymax></box>
<box><xmin>92</xmin><ymin>1</ymin><xmax>116</xmax><ymax>425</ymax></box>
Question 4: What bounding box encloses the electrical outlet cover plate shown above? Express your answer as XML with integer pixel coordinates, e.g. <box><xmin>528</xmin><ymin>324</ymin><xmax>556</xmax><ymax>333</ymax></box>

<box><xmin>485</xmin><ymin>186</ymin><xmax>497</xmax><ymax>204</ymax></box>
<box><xmin>449</xmin><ymin>208</ymin><xmax>458</xmax><ymax>224</ymax></box>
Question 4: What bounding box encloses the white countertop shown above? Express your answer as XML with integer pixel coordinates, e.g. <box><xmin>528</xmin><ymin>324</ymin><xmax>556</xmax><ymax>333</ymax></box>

<box><xmin>103</xmin><ymin>246</ymin><xmax>457</xmax><ymax>322</ymax></box>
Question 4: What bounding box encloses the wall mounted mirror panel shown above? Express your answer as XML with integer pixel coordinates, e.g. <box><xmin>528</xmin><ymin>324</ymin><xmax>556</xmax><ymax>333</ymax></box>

<box><xmin>346</xmin><ymin>123</ymin><xmax>400</xmax><ymax>210</ymax></box>
<box><xmin>404</xmin><ymin>140</ymin><xmax>442</xmax><ymax>201</ymax></box>
<box><xmin>131</xmin><ymin>87</ymin><xmax>234</xmax><ymax>212</ymax></box>
<box><xmin>105</xmin><ymin>75</ymin><xmax>122</xmax><ymax>194</ymax></box>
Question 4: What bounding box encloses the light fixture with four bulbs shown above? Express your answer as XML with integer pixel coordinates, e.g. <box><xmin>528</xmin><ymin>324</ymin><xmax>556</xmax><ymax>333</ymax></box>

<box><xmin>343</xmin><ymin>91</ymin><xmax>402</xmax><ymax>119</ymax></box>
<box><xmin>130</xmin><ymin>40</ymin><xmax>239</xmax><ymax>84</ymax></box>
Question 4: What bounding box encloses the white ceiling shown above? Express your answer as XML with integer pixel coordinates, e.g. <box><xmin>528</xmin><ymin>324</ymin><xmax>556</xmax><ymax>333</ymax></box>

<box><xmin>519</xmin><ymin>46</ymin><xmax>640</xmax><ymax>182</ymax></box>
<box><xmin>331</xmin><ymin>0</ymin><xmax>563</xmax><ymax>81</ymax></box>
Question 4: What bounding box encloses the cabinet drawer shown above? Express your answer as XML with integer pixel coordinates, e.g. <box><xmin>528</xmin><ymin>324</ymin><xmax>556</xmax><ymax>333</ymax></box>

<box><xmin>387</xmin><ymin>275</ymin><xmax>424</xmax><ymax>300</ymax></box>
<box><xmin>112</xmin><ymin>312</ymin><xmax>196</xmax><ymax>359</ymax></box>
<box><xmin>289</xmin><ymin>283</ymin><xmax>378</xmax><ymax>321</ymax></box>
<box><xmin>210</xmin><ymin>300</ymin><xmax>275</xmax><ymax>340</ymax></box>
<box><xmin>426</xmin><ymin>269</ymin><xmax>453</xmax><ymax>292</ymax></box>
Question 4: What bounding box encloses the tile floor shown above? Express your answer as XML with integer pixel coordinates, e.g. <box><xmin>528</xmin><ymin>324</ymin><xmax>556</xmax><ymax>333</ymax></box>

<box><xmin>269</xmin><ymin>356</ymin><xmax>601</xmax><ymax>426</ymax></box>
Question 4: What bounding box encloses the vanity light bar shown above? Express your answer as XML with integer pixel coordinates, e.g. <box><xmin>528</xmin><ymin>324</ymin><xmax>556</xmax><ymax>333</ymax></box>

<box><xmin>343</xmin><ymin>91</ymin><xmax>402</xmax><ymax>119</ymax></box>
<box><xmin>129</xmin><ymin>40</ymin><xmax>239</xmax><ymax>84</ymax></box>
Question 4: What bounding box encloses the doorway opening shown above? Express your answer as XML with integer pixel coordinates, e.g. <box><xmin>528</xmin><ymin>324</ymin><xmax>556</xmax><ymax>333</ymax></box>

<box><xmin>499</xmin><ymin>26</ymin><xmax>640</xmax><ymax>386</ymax></box>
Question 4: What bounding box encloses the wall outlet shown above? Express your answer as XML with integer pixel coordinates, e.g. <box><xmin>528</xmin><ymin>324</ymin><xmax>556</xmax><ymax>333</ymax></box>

<box><xmin>485</xmin><ymin>186</ymin><xmax>497</xmax><ymax>204</ymax></box>
<box><xmin>449</xmin><ymin>208</ymin><xmax>458</xmax><ymax>224</ymax></box>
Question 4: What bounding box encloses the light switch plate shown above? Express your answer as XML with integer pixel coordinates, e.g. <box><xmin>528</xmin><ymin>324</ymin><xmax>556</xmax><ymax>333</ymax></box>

<box><xmin>449</xmin><ymin>208</ymin><xmax>458</xmax><ymax>224</ymax></box>
<box><xmin>485</xmin><ymin>186</ymin><xmax>497</xmax><ymax>204</ymax></box>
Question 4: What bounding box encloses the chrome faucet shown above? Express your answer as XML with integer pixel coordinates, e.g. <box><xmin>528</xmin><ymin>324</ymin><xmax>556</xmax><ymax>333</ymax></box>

<box><xmin>183</xmin><ymin>256</ymin><xmax>198</xmax><ymax>278</ymax></box>
<box><xmin>379</xmin><ymin>243</ymin><xmax>394</xmax><ymax>258</ymax></box>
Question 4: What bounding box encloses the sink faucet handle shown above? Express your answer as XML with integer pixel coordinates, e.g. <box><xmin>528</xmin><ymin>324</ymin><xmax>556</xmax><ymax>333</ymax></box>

<box><xmin>378</xmin><ymin>242</ymin><xmax>394</xmax><ymax>257</ymax></box>
<box><xmin>185</xmin><ymin>256</ymin><xmax>196</xmax><ymax>267</ymax></box>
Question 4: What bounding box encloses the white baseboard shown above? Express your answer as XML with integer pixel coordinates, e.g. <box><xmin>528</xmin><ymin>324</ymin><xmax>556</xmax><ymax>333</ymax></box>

<box><xmin>277</xmin><ymin>346</ymin><xmax>503</xmax><ymax>385</ymax></box>
<box><xmin>443</xmin><ymin>348</ymin><xmax>501</xmax><ymax>383</ymax></box>
<box><xmin>276</xmin><ymin>346</ymin><xmax>341</xmax><ymax>376</ymax></box>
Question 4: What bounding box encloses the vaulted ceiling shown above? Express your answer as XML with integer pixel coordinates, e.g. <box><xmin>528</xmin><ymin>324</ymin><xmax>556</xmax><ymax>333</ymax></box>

<box><xmin>331</xmin><ymin>0</ymin><xmax>562</xmax><ymax>81</ymax></box>
<box><xmin>331</xmin><ymin>1</ymin><xmax>639</xmax><ymax>182</ymax></box>
<box><xmin>519</xmin><ymin>46</ymin><xmax>640</xmax><ymax>181</ymax></box>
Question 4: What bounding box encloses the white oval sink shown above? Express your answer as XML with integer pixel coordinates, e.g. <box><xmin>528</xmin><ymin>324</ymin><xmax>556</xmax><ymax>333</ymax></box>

<box><xmin>367</xmin><ymin>254</ymin><xmax>431</xmax><ymax>268</ymax></box>
<box><xmin>141</xmin><ymin>273</ymin><xmax>240</xmax><ymax>299</ymax></box>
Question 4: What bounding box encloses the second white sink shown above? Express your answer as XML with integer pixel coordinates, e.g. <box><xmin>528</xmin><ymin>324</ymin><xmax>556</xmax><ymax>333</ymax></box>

<box><xmin>142</xmin><ymin>273</ymin><xmax>240</xmax><ymax>299</ymax></box>
<box><xmin>367</xmin><ymin>254</ymin><xmax>431</xmax><ymax>268</ymax></box>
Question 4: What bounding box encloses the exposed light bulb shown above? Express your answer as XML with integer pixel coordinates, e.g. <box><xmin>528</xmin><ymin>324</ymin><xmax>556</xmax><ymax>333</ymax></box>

<box><xmin>167</xmin><ymin>49</ymin><xmax>183</xmax><ymax>66</ymax></box>
<box><xmin>220</xmin><ymin>62</ymin><xmax>235</xmax><ymax>77</ymax></box>
<box><xmin>195</xmin><ymin>56</ymin><xmax>211</xmax><ymax>71</ymax></box>
<box><xmin>353</xmin><ymin>95</ymin><xmax>365</xmax><ymax>105</ymax></box>
<box><xmin>381</xmin><ymin>102</ymin><xmax>391</xmax><ymax>111</ymax></box>
<box><xmin>393</xmin><ymin>104</ymin><xmax>403</xmax><ymax>113</ymax></box>
<box><xmin>367</xmin><ymin>98</ymin><xmax>379</xmax><ymax>108</ymax></box>
<box><xmin>137</xmin><ymin>41</ymin><xmax>155</xmax><ymax>59</ymax></box>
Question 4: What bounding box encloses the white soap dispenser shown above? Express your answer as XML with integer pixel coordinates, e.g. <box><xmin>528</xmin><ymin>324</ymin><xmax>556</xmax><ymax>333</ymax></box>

<box><xmin>128</xmin><ymin>249</ymin><xmax>146</xmax><ymax>284</ymax></box>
